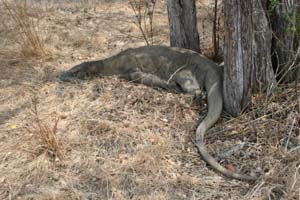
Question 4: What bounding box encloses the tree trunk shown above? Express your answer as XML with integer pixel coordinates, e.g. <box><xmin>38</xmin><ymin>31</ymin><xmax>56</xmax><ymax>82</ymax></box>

<box><xmin>270</xmin><ymin>0</ymin><xmax>300</xmax><ymax>82</ymax></box>
<box><xmin>223</xmin><ymin>0</ymin><xmax>253</xmax><ymax>116</ymax></box>
<box><xmin>167</xmin><ymin>0</ymin><xmax>201</xmax><ymax>53</ymax></box>
<box><xmin>213</xmin><ymin>0</ymin><xmax>218</xmax><ymax>58</ymax></box>
<box><xmin>223</xmin><ymin>0</ymin><xmax>274</xmax><ymax>116</ymax></box>
<box><xmin>253</xmin><ymin>0</ymin><xmax>276</xmax><ymax>91</ymax></box>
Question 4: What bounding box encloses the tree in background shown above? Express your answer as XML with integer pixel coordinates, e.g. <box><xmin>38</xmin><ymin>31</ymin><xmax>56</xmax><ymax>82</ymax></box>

<box><xmin>167</xmin><ymin>0</ymin><xmax>201</xmax><ymax>53</ymax></box>
<box><xmin>269</xmin><ymin>0</ymin><xmax>300</xmax><ymax>83</ymax></box>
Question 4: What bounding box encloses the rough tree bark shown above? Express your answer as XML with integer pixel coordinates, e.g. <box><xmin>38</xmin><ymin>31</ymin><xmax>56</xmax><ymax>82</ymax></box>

<box><xmin>253</xmin><ymin>0</ymin><xmax>276</xmax><ymax>90</ymax></box>
<box><xmin>270</xmin><ymin>0</ymin><xmax>300</xmax><ymax>82</ymax></box>
<box><xmin>223</xmin><ymin>0</ymin><xmax>275</xmax><ymax>116</ymax></box>
<box><xmin>167</xmin><ymin>0</ymin><xmax>201</xmax><ymax>53</ymax></box>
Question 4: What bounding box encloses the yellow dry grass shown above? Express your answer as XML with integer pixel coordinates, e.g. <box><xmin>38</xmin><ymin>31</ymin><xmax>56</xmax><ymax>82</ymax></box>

<box><xmin>0</xmin><ymin>0</ymin><xmax>49</xmax><ymax>64</ymax></box>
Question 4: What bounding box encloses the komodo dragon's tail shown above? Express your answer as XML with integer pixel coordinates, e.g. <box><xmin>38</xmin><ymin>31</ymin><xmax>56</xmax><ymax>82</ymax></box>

<box><xmin>195</xmin><ymin>80</ymin><xmax>258</xmax><ymax>181</ymax></box>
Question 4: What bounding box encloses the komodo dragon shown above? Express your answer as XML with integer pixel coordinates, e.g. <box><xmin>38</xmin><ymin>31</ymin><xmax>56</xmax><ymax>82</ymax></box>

<box><xmin>60</xmin><ymin>45</ymin><xmax>257</xmax><ymax>181</ymax></box>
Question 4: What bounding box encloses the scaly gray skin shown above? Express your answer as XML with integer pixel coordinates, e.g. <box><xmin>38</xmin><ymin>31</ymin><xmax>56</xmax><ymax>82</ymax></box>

<box><xmin>60</xmin><ymin>45</ymin><xmax>258</xmax><ymax>181</ymax></box>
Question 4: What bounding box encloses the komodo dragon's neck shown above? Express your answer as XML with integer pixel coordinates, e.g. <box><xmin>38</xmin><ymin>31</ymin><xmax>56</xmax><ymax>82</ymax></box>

<box><xmin>92</xmin><ymin>55</ymin><xmax>124</xmax><ymax>76</ymax></box>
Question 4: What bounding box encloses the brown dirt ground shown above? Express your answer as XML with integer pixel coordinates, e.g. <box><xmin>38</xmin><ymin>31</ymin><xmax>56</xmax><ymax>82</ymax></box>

<box><xmin>0</xmin><ymin>1</ymin><xmax>299</xmax><ymax>199</ymax></box>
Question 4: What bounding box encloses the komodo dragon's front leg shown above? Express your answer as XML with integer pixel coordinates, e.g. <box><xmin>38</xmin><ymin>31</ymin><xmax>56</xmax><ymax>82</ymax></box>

<box><xmin>125</xmin><ymin>71</ymin><xmax>182</xmax><ymax>93</ymax></box>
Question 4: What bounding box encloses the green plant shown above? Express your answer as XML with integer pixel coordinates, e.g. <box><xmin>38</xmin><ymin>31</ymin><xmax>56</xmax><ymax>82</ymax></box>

<box><xmin>285</xmin><ymin>10</ymin><xmax>300</xmax><ymax>36</ymax></box>
<box><xmin>267</xmin><ymin>0</ymin><xmax>279</xmax><ymax>16</ymax></box>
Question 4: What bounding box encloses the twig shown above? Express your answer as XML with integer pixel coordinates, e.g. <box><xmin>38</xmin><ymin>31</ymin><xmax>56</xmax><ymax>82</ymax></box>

<box><xmin>167</xmin><ymin>64</ymin><xmax>187</xmax><ymax>83</ymax></box>
<box><xmin>128</xmin><ymin>0</ymin><xmax>157</xmax><ymax>45</ymax></box>
<box><xmin>285</xmin><ymin>117</ymin><xmax>296</xmax><ymax>153</ymax></box>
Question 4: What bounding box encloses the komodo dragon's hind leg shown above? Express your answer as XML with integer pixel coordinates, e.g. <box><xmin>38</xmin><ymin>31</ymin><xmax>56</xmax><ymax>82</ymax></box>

<box><xmin>126</xmin><ymin>71</ymin><xmax>182</xmax><ymax>93</ymax></box>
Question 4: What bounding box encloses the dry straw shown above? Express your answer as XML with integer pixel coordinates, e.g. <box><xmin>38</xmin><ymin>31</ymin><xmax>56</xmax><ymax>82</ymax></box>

<box><xmin>0</xmin><ymin>0</ymin><xmax>47</xmax><ymax>62</ymax></box>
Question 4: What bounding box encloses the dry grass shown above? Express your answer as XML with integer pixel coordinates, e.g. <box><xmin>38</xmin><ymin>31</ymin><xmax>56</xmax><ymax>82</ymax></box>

<box><xmin>0</xmin><ymin>0</ymin><xmax>48</xmax><ymax>64</ymax></box>
<box><xmin>0</xmin><ymin>1</ymin><xmax>299</xmax><ymax>199</ymax></box>
<box><xmin>25</xmin><ymin>97</ymin><xmax>64</xmax><ymax>160</ymax></box>
<box><xmin>244</xmin><ymin>85</ymin><xmax>300</xmax><ymax>199</ymax></box>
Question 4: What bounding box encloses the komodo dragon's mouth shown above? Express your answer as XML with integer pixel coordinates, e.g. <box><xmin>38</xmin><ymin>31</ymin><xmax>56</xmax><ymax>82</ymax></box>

<box><xmin>59</xmin><ymin>71</ymin><xmax>75</xmax><ymax>82</ymax></box>
<box><xmin>59</xmin><ymin>70</ymin><xmax>90</xmax><ymax>82</ymax></box>
<box><xmin>174</xmin><ymin>82</ymin><xmax>185</xmax><ymax>93</ymax></box>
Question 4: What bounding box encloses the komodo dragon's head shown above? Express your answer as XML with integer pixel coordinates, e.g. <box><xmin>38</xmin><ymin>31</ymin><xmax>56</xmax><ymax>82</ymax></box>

<box><xmin>173</xmin><ymin>69</ymin><xmax>201</xmax><ymax>94</ymax></box>
<box><xmin>59</xmin><ymin>62</ymin><xmax>93</xmax><ymax>82</ymax></box>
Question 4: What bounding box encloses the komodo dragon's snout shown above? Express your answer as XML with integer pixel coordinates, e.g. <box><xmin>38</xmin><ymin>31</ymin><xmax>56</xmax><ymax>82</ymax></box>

<box><xmin>59</xmin><ymin>62</ymin><xmax>92</xmax><ymax>81</ymax></box>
